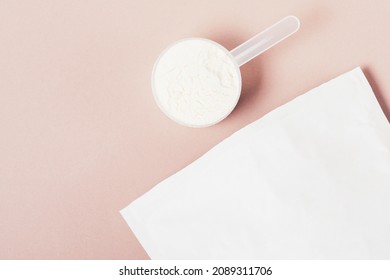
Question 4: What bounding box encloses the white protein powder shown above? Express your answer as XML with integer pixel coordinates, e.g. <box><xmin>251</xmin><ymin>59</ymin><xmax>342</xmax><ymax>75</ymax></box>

<box><xmin>152</xmin><ymin>39</ymin><xmax>241</xmax><ymax>127</ymax></box>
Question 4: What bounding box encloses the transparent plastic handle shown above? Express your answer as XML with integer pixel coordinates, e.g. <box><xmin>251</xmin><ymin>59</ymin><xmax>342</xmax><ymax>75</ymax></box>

<box><xmin>231</xmin><ymin>16</ymin><xmax>300</xmax><ymax>67</ymax></box>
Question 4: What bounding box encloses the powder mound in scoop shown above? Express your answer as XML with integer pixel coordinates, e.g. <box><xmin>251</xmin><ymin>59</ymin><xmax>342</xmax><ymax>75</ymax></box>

<box><xmin>152</xmin><ymin>39</ymin><xmax>241</xmax><ymax>127</ymax></box>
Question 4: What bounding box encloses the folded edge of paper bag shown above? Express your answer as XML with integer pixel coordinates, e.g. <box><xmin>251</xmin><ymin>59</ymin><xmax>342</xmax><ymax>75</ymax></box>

<box><xmin>120</xmin><ymin>67</ymin><xmax>390</xmax><ymax>259</ymax></box>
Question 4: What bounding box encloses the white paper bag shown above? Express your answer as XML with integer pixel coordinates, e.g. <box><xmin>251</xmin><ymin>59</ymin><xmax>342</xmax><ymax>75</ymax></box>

<box><xmin>121</xmin><ymin>67</ymin><xmax>390</xmax><ymax>259</ymax></box>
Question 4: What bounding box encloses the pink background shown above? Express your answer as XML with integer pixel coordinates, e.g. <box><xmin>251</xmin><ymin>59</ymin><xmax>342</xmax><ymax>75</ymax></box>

<box><xmin>0</xmin><ymin>0</ymin><xmax>389</xmax><ymax>259</ymax></box>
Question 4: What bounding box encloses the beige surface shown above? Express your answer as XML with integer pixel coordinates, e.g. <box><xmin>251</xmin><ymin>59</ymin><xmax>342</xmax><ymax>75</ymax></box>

<box><xmin>0</xmin><ymin>0</ymin><xmax>389</xmax><ymax>259</ymax></box>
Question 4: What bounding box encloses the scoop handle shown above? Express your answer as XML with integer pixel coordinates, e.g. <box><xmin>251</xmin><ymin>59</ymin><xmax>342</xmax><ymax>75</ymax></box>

<box><xmin>230</xmin><ymin>16</ymin><xmax>300</xmax><ymax>67</ymax></box>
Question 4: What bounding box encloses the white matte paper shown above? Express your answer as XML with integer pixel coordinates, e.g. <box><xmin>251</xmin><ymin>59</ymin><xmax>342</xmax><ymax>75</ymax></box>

<box><xmin>121</xmin><ymin>68</ymin><xmax>390</xmax><ymax>259</ymax></box>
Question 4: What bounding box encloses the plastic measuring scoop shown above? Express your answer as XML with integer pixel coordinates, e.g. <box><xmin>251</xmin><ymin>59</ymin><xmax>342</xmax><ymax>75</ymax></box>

<box><xmin>152</xmin><ymin>16</ymin><xmax>300</xmax><ymax>127</ymax></box>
